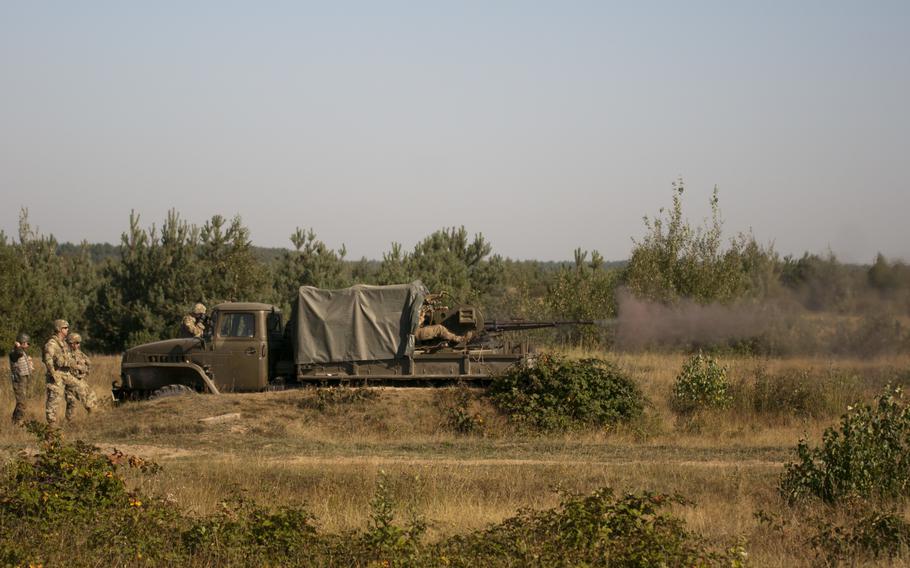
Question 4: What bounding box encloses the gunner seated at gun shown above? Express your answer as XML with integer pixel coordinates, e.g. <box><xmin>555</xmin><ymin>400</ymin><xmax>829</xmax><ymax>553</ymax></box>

<box><xmin>414</xmin><ymin>300</ymin><xmax>465</xmax><ymax>344</ymax></box>
<box><xmin>181</xmin><ymin>303</ymin><xmax>207</xmax><ymax>338</ymax></box>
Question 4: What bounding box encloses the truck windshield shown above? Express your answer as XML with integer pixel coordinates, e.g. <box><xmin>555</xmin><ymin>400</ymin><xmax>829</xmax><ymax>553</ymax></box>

<box><xmin>219</xmin><ymin>313</ymin><xmax>256</xmax><ymax>338</ymax></box>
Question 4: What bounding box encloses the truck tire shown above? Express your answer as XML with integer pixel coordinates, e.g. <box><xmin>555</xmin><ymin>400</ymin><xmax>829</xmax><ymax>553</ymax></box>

<box><xmin>149</xmin><ymin>384</ymin><xmax>198</xmax><ymax>400</ymax></box>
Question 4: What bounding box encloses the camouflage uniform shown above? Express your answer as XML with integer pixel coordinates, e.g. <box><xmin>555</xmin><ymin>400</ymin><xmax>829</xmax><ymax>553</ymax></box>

<box><xmin>180</xmin><ymin>303</ymin><xmax>207</xmax><ymax>338</ymax></box>
<box><xmin>64</xmin><ymin>334</ymin><xmax>97</xmax><ymax>420</ymax></box>
<box><xmin>43</xmin><ymin>334</ymin><xmax>73</xmax><ymax>426</ymax></box>
<box><xmin>8</xmin><ymin>340</ymin><xmax>34</xmax><ymax>424</ymax></box>
<box><xmin>180</xmin><ymin>314</ymin><xmax>205</xmax><ymax>338</ymax></box>
<box><xmin>414</xmin><ymin>303</ymin><xmax>463</xmax><ymax>343</ymax></box>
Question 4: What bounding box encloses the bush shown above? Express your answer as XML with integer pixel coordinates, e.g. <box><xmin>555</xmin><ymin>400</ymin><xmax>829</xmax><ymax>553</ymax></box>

<box><xmin>758</xmin><ymin>506</ymin><xmax>910</xmax><ymax>565</ymax></box>
<box><xmin>0</xmin><ymin>422</ymin><xmax>158</xmax><ymax>522</ymax></box>
<box><xmin>671</xmin><ymin>352</ymin><xmax>732</xmax><ymax>414</ymax></box>
<box><xmin>182</xmin><ymin>498</ymin><xmax>320</xmax><ymax>563</ymax></box>
<box><xmin>780</xmin><ymin>386</ymin><xmax>910</xmax><ymax>503</ymax></box>
<box><xmin>489</xmin><ymin>354</ymin><xmax>645</xmax><ymax>431</ymax></box>
<box><xmin>439</xmin><ymin>487</ymin><xmax>744</xmax><ymax>566</ymax></box>
<box><xmin>811</xmin><ymin>508</ymin><xmax>910</xmax><ymax>564</ymax></box>
<box><xmin>440</xmin><ymin>386</ymin><xmax>486</xmax><ymax>435</ymax></box>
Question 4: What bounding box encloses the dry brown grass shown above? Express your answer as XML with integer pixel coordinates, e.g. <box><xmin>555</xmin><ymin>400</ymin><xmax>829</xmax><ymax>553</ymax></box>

<box><xmin>3</xmin><ymin>351</ymin><xmax>910</xmax><ymax>564</ymax></box>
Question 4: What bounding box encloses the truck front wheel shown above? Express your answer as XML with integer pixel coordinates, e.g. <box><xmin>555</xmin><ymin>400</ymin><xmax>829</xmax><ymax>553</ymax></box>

<box><xmin>148</xmin><ymin>384</ymin><xmax>198</xmax><ymax>400</ymax></box>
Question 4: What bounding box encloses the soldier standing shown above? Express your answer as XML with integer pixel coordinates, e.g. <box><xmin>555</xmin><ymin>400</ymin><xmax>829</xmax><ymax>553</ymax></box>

<box><xmin>43</xmin><ymin>319</ymin><xmax>73</xmax><ymax>427</ymax></box>
<box><xmin>8</xmin><ymin>333</ymin><xmax>35</xmax><ymax>425</ymax></box>
<box><xmin>181</xmin><ymin>303</ymin><xmax>207</xmax><ymax>338</ymax></box>
<box><xmin>64</xmin><ymin>332</ymin><xmax>97</xmax><ymax>420</ymax></box>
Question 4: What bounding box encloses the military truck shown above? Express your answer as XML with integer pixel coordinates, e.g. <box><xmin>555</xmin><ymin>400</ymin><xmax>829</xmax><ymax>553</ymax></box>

<box><xmin>114</xmin><ymin>282</ymin><xmax>584</xmax><ymax>399</ymax></box>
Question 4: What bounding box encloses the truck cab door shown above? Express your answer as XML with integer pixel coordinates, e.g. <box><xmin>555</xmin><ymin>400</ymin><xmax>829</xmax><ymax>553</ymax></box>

<box><xmin>211</xmin><ymin>311</ymin><xmax>268</xmax><ymax>391</ymax></box>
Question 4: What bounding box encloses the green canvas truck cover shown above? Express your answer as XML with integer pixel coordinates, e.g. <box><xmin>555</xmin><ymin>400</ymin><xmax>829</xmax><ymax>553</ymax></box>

<box><xmin>295</xmin><ymin>281</ymin><xmax>428</xmax><ymax>365</ymax></box>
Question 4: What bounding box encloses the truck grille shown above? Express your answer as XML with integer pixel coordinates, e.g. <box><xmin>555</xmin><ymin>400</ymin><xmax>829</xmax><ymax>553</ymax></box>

<box><xmin>146</xmin><ymin>355</ymin><xmax>185</xmax><ymax>363</ymax></box>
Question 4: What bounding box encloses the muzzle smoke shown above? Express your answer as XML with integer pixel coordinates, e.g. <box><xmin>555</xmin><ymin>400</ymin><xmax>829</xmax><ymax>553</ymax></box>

<box><xmin>612</xmin><ymin>289</ymin><xmax>774</xmax><ymax>350</ymax></box>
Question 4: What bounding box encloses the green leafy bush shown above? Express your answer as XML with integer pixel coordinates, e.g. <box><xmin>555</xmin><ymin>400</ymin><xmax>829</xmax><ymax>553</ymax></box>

<box><xmin>780</xmin><ymin>386</ymin><xmax>910</xmax><ymax>503</ymax></box>
<box><xmin>182</xmin><ymin>498</ymin><xmax>320</xmax><ymax>563</ymax></box>
<box><xmin>489</xmin><ymin>354</ymin><xmax>645</xmax><ymax>431</ymax></box>
<box><xmin>0</xmin><ymin>422</ymin><xmax>158</xmax><ymax>521</ymax></box>
<box><xmin>671</xmin><ymin>352</ymin><xmax>732</xmax><ymax>414</ymax></box>
<box><xmin>438</xmin><ymin>487</ymin><xmax>743</xmax><ymax>567</ymax></box>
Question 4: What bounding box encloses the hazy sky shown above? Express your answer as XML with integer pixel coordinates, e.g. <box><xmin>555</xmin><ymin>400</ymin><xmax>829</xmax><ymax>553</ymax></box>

<box><xmin>1</xmin><ymin>1</ymin><xmax>908</xmax><ymax>262</ymax></box>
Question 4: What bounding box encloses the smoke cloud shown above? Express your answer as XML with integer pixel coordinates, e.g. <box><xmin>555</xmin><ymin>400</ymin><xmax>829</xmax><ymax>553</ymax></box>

<box><xmin>612</xmin><ymin>289</ymin><xmax>775</xmax><ymax>350</ymax></box>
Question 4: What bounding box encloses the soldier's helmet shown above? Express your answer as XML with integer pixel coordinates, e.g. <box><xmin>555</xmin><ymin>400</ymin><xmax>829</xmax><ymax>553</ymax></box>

<box><xmin>68</xmin><ymin>333</ymin><xmax>82</xmax><ymax>345</ymax></box>
<box><xmin>193</xmin><ymin>303</ymin><xmax>206</xmax><ymax>315</ymax></box>
<box><xmin>53</xmin><ymin>319</ymin><xmax>70</xmax><ymax>332</ymax></box>
<box><xmin>16</xmin><ymin>333</ymin><xmax>30</xmax><ymax>344</ymax></box>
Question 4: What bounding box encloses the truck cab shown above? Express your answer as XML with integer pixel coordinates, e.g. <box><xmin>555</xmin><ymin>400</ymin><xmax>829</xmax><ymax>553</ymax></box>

<box><xmin>115</xmin><ymin>303</ymin><xmax>283</xmax><ymax>399</ymax></box>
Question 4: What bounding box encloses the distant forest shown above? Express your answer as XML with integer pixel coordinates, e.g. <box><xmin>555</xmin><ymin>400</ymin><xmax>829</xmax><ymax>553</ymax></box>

<box><xmin>55</xmin><ymin>241</ymin><xmax>626</xmax><ymax>272</ymax></box>
<box><xmin>3</xmin><ymin>182</ymin><xmax>909</xmax><ymax>355</ymax></box>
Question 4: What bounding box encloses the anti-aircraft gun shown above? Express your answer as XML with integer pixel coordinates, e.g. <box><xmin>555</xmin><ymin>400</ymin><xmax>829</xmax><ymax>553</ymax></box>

<box><xmin>414</xmin><ymin>299</ymin><xmax>594</xmax><ymax>353</ymax></box>
<box><xmin>115</xmin><ymin>281</ymin><xmax>596</xmax><ymax>398</ymax></box>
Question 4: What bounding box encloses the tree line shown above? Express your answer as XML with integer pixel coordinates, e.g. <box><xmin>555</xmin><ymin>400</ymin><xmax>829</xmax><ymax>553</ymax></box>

<box><xmin>2</xmin><ymin>182</ymin><xmax>909</xmax><ymax>354</ymax></box>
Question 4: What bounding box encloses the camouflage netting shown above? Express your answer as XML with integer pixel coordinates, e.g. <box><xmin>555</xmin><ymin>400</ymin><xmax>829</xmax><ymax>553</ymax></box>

<box><xmin>295</xmin><ymin>281</ymin><xmax>428</xmax><ymax>365</ymax></box>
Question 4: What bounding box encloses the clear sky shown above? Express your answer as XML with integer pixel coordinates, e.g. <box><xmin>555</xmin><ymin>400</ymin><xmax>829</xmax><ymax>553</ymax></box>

<box><xmin>1</xmin><ymin>1</ymin><xmax>908</xmax><ymax>262</ymax></box>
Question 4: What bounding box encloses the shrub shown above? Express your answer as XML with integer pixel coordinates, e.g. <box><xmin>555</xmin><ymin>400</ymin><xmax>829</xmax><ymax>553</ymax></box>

<box><xmin>0</xmin><ymin>422</ymin><xmax>182</xmax><ymax>566</ymax></box>
<box><xmin>758</xmin><ymin>506</ymin><xmax>910</xmax><ymax>565</ymax></box>
<box><xmin>489</xmin><ymin>354</ymin><xmax>644</xmax><ymax>431</ymax></box>
<box><xmin>0</xmin><ymin>422</ymin><xmax>158</xmax><ymax>522</ymax></box>
<box><xmin>182</xmin><ymin>497</ymin><xmax>320</xmax><ymax>563</ymax></box>
<box><xmin>442</xmin><ymin>386</ymin><xmax>486</xmax><ymax>435</ymax></box>
<box><xmin>811</xmin><ymin>508</ymin><xmax>910</xmax><ymax>564</ymax></box>
<box><xmin>671</xmin><ymin>352</ymin><xmax>732</xmax><ymax>414</ymax></box>
<box><xmin>438</xmin><ymin>487</ymin><xmax>743</xmax><ymax>566</ymax></box>
<box><xmin>780</xmin><ymin>386</ymin><xmax>910</xmax><ymax>503</ymax></box>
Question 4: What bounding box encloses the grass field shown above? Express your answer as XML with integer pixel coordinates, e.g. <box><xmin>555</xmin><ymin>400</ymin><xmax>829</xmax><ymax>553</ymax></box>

<box><xmin>3</xmin><ymin>351</ymin><xmax>910</xmax><ymax>565</ymax></box>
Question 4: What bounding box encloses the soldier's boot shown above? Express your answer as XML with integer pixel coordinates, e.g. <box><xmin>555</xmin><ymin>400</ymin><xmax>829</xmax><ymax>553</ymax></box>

<box><xmin>11</xmin><ymin>403</ymin><xmax>25</xmax><ymax>426</ymax></box>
